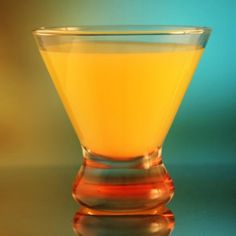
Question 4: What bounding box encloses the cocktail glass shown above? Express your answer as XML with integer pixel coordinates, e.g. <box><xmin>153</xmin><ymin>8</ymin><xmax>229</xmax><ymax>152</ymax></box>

<box><xmin>33</xmin><ymin>25</ymin><xmax>211</xmax><ymax>215</ymax></box>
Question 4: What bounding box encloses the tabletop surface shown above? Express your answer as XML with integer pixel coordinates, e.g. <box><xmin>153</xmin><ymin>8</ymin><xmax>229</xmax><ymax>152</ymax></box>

<box><xmin>0</xmin><ymin>163</ymin><xmax>235</xmax><ymax>236</ymax></box>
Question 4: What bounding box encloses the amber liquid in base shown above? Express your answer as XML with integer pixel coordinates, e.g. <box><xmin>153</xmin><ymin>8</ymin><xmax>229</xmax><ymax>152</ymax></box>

<box><xmin>41</xmin><ymin>42</ymin><xmax>203</xmax><ymax>158</ymax></box>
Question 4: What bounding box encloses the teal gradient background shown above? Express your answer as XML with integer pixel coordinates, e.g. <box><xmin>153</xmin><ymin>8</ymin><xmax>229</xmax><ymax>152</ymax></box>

<box><xmin>0</xmin><ymin>1</ymin><xmax>235</xmax><ymax>235</ymax></box>
<box><xmin>0</xmin><ymin>0</ymin><xmax>235</xmax><ymax>166</ymax></box>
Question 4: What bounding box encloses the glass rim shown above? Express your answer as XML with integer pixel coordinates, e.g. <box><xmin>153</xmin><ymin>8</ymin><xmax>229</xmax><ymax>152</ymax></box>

<box><xmin>32</xmin><ymin>25</ymin><xmax>212</xmax><ymax>36</ymax></box>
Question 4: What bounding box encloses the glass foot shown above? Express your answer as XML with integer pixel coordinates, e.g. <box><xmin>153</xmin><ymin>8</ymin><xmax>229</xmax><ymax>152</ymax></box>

<box><xmin>72</xmin><ymin>147</ymin><xmax>174</xmax><ymax>214</ymax></box>
<box><xmin>73</xmin><ymin>207</ymin><xmax>175</xmax><ymax>236</ymax></box>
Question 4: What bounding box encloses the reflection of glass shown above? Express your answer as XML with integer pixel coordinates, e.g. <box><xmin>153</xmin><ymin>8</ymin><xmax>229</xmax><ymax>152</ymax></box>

<box><xmin>33</xmin><ymin>26</ymin><xmax>211</xmax><ymax>214</ymax></box>
<box><xmin>73</xmin><ymin>207</ymin><xmax>174</xmax><ymax>236</ymax></box>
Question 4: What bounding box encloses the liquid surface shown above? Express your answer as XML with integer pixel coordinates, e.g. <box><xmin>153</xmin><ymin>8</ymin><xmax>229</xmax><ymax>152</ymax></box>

<box><xmin>40</xmin><ymin>42</ymin><xmax>203</xmax><ymax>158</ymax></box>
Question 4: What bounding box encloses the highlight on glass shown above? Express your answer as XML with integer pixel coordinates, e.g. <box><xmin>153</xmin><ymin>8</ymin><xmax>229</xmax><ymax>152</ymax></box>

<box><xmin>33</xmin><ymin>25</ymin><xmax>211</xmax><ymax>214</ymax></box>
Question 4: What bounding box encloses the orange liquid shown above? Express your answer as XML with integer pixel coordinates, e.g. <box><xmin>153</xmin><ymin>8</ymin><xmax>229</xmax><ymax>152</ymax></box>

<box><xmin>40</xmin><ymin>42</ymin><xmax>203</xmax><ymax>158</ymax></box>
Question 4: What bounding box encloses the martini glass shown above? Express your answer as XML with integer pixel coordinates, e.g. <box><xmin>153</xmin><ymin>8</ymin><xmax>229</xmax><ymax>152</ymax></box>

<box><xmin>33</xmin><ymin>25</ymin><xmax>211</xmax><ymax>215</ymax></box>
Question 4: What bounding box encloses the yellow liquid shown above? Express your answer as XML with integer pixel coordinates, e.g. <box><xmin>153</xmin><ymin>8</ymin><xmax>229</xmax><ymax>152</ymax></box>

<box><xmin>40</xmin><ymin>42</ymin><xmax>203</xmax><ymax>158</ymax></box>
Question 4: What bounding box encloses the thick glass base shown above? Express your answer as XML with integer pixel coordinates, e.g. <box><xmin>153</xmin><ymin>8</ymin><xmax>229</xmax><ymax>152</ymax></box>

<box><xmin>72</xmin><ymin>147</ymin><xmax>174</xmax><ymax>214</ymax></box>
<box><xmin>73</xmin><ymin>207</ymin><xmax>175</xmax><ymax>236</ymax></box>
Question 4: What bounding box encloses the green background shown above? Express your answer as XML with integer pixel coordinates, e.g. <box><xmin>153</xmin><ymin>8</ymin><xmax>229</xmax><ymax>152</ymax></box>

<box><xmin>0</xmin><ymin>1</ymin><xmax>235</xmax><ymax>235</ymax></box>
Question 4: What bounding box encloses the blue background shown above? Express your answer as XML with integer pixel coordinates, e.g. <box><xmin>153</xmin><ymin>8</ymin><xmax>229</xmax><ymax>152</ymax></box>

<box><xmin>74</xmin><ymin>0</ymin><xmax>236</xmax><ymax>165</ymax></box>
<box><xmin>77</xmin><ymin>0</ymin><xmax>236</xmax><ymax>166</ymax></box>
<box><xmin>0</xmin><ymin>0</ymin><xmax>235</xmax><ymax>166</ymax></box>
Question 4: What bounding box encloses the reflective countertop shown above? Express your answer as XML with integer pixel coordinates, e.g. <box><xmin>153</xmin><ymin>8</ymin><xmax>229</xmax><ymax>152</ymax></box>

<box><xmin>0</xmin><ymin>164</ymin><xmax>235</xmax><ymax>235</ymax></box>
